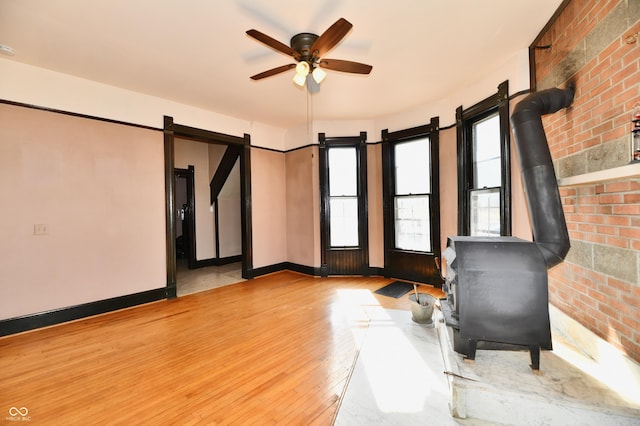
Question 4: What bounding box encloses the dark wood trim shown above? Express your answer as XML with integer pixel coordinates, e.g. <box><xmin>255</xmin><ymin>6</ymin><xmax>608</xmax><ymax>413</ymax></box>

<box><xmin>170</xmin><ymin>123</ymin><xmax>246</xmax><ymax>146</ymax></box>
<box><xmin>456</xmin><ymin>105</ymin><xmax>466</xmax><ymax>235</ymax></box>
<box><xmin>192</xmin><ymin>255</ymin><xmax>243</xmax><ymax>268</ymax></box>
<box><xmin>175</xmin><ymin>166</ymin><xmax>196</xmax><ymax>270</ymax></box>
<box><xmin>164</xmin><ymin>116</ymin><xmax>177</xmax><ymax>298</ymax></box>
<box><xmin>456</xmin><ymin>81</ymin><xmax>511</xmax><ymax>236</ymax></box>
<box><xmin>250</xmin><ymin>262</ymin><xmax>365</xmax><ymax>278</ymax></box>
<box><xmin>429</xmin><ymin>116</ymin><xmax>442</xmax><ymax>259</ymax></box>
<box><xmin>214</xmin><ymin>200</ymin><xmax>220</xmax><ymax>259</ymax></box>
<box><xmin>0</xmin><ymin>288</ymin><xmax>166</xmax><ymax>337</ymax></box>
<box><xmin>497</xmin><ymin>81</ymin><xmax>512</xmax><ymax>236</ymax></box>
<box><xmin>164</xmin><ymin>118</ymin><xmax>253</xmax><ymax>285</ymax></box>
<box><xmin>241</xmin><ymin>134</ymin><xmax>253</xmax><ymax>279</ymax></box>
<box><xmin>318</xmin><ymin>132</ymin><xmax>370</xmax><ymax>276</ymax></box>
<box><xmin>0</xmin><ymin>99</ymin><xmax>161</xmax><ymax>132</ymax></box>
<box><xmin>381</xmin><ymin>118</ymin><xmax>442</xmax><ymax>285</ymax></box>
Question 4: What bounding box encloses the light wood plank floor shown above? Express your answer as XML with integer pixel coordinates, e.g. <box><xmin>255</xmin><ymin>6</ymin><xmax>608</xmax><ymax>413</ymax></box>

<box><xmin>0</xmin><ymin>272</ymin><xmax>444</xmax><ymax>425</ymax></box>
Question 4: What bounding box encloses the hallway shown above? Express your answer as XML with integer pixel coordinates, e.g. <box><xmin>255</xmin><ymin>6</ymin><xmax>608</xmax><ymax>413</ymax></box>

<box><xmin>176</xmin><ymin>260</ymin><xmax>244</xmax><ymax>296</ymax></box>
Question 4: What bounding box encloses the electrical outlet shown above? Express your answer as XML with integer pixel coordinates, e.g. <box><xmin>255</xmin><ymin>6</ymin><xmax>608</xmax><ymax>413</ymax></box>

<box><xmin>33</xmin><ymin>224</ymin><xmax>48</xmax><ymax>236</ymax></box>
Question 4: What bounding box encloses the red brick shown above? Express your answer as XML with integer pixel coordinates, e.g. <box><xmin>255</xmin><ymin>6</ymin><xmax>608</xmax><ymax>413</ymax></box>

<box><xmin>613</xmin><ymin>204</ymin><xmax>640</xmax><ymax>215</ymax></box>
<box><xmin>605</xmin><ymin>236</ymin><xmax>630</xmax><ymax>248</ymax></box>
<box><xmin>619</xmin><ymin>227</ymin><xmax>640</xmax><ymax>239</ymax></box>
<box><xmin>596</xmin><ymin>225</ymin><xmax>617</xmax><ymax>235</ymax></box>
<box><xmin>623</xmin><ymin>193</ymin><xmax>640</xmax><ymax>203</ymax></box>
<box><xmin>596</xmin><ymin>205</ymin><xmax>613</xmax><ymax>214</ymax></box>
<box><xmin>608</xmin><ymin>277</ymin><xmax>632</xmax><ymax>293</ymax></box>
<box><xmin>585</xmin><ymin>233</ymin><xmax>606</xmax><ymax>244</ymax></box>
<box><xmin>604</xmin><ymin>215</ymin><xmax>630</xmax><ymax>226</ymax></box>
<box><xmin>605</xmin><ymin>181</ymin><xmax>631</xmax><ymax>192</ymax></box>
<box><xmin>598</xmin><ymin>193</ymin><xmax>624</xmax><ymax>204</ymax></box>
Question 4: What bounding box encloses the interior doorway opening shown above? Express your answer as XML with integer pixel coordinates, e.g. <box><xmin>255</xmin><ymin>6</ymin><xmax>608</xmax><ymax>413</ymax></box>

<box><xmin>164</xmin><ymin>116</ymin><xmax>253</xmax><ymax>298</ymax></box>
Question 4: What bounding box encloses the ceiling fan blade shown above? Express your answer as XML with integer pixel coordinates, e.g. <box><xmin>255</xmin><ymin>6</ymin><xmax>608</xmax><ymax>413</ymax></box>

<box><xmin>246</xmin><ymin>29</ymin><xmax>300</xmax><ymax>59</ymax></box>
<box><xmin>318</xmin><ymin>59</ymin><xmax>372</xmax><ymax>74</ymax></box>
<box><xmin>310</xmin><ymin>18</ymin><xmax>353</xmax><ymax>57</ymax></box>
<box><xmin>250</xmin><ymin>64</ymin><xmax>296</xmax><ymax>80</ymax></box>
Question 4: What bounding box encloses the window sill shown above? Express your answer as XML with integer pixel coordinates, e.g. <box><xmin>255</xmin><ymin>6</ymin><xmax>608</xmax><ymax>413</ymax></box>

<box><xmin>557</xmin><ymin>162</ymin><xmax>640</xmax><ymax>187</ymax></box>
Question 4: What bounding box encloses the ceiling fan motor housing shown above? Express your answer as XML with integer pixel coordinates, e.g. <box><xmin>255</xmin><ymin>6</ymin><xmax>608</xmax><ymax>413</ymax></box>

<box><xmin>290</xmin><ymin>33</ymin><xmax>319</xmax><ymax>62</ymax></box>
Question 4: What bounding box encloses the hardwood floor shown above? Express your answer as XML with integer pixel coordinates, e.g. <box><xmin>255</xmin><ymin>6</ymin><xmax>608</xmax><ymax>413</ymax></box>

<box><xmin>0</xmin><ymin>272</ymin><xmax>444</xmax><ymax>424</ymax></box>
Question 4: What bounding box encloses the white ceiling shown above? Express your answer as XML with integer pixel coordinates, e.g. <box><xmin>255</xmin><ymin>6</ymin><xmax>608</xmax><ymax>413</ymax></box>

<box><xmin>0</xmin><ymin>0</ymin><xmax>563</xmax><ymax>128</ymax></box>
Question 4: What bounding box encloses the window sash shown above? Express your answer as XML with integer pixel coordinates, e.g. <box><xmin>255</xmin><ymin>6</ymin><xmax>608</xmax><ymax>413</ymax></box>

<box><xmin>394</xmin><ymin>194</ymin><xmax>431</xmax><ymax>252</ymax></box>
<box><xmin>329</xmin><ymin>196</ymin><xmax>359</xmax><ymax>247</ymax></box>
<box><xmin>394</xmin><ymin>138</ymin><xmax>430</xmax><ymax>195</ymax></box>
<box><xmin>472</xmin><ymin>113</ymin><xmax>501</xmax><ymax>189</ymax></box>
<box><xmin>328</xmin><ymin>147</ymin><xmax>357</xmax><ymax>196</ymax></box>
<box><xmin>470</xmin><ymin>187</ymin><xmax>501</xmax><ymax>236</ymax></box>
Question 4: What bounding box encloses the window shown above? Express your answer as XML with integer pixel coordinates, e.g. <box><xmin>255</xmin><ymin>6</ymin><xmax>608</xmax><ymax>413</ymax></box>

<box><xmin>319</xmin><ymin>132</ymin><xmax>369</xmax><ymax>276</ymax></box>
<box><xmin>470</xmin><ymin>113</ymin><xmax>501</xmax><ymax>236</ymax></box>
<box><xmin>382</xmin><ymin>117</ymin><xmax>441</xmax><ymax>284</ymax></box>
<box><xmin>457</xmin><ymin>81</ymin><xmax>511</xmax><ymax>236</ymax></box>
<box><xmin>393</xmin><ymin>138</ymin><xmax>431</xmax><ymax>252</ymax></box>
<box><xmin>328</xmin><ymin>147</ymin><xmax>358</xmax><ymax>247</ymax></box>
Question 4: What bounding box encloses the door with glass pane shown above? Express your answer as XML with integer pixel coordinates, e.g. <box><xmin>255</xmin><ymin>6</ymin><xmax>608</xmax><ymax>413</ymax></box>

<box><xmin>319</xmin><ymin>133</ymin><xmax>369</xmax><ymax>276</ymax></box>
<box><xmin>382</xmin><ymin>119</ymin><xmax>441</xmax><ymax>285</ymax></box>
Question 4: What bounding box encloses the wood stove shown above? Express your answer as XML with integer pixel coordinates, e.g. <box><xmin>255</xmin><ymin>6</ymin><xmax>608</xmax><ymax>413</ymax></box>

<box><xmin>441</xmin><ymin>86</ymin><xmax>575</xmax><ymax>372</ymax></box>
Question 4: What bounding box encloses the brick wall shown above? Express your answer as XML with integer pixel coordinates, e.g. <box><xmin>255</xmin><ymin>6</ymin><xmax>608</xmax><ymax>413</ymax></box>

<box><xmin>533</xmin><ymin>0</ymin><xmax>640</xmax><ymax>362</ymax></box>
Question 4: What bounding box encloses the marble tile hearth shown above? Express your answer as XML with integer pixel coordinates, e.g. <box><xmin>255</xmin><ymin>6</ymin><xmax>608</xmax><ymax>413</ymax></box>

<box><xmin>335</xmin><ymin>304</ymin><xmax>640</xmax><ymax>425</ymax></box>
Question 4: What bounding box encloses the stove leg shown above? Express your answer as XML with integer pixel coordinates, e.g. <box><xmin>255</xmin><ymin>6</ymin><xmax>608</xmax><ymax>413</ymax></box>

<box><xmin>464</xmin><ymin>339</ymin><xmax>477</xmax><ymax>363</ymax></box>
<box><xmin>529</xmin><ymin>345</ymin><xmax>541</xmax><ymax>374</ymax></box>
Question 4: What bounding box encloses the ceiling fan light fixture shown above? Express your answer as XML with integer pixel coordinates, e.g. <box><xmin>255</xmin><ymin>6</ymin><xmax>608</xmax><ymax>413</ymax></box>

<box><xmin>306</xmin><ymin>74</ymin><xmax>320</xmax><ymax>94</ymax></box>
<box><xmin>293</xmin><ymin>72</ymin><xmax>307</xmax><ymax>87</ymax></box>
<box><xmin>312</xmin><ymin>67</ymin><xmax>326</xmax><ymax>84</ymax></box>
<box><xmin>295</xmin><ymin>61</ymin><xmax>310</xmax><ymax>76</ymax></box>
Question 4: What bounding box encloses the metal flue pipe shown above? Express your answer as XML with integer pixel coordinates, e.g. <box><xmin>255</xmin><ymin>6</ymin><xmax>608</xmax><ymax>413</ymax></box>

<box><xmin>510</xmin><ymin>86</ymin><xmax>574</xmax><ymax>269</ymax></box>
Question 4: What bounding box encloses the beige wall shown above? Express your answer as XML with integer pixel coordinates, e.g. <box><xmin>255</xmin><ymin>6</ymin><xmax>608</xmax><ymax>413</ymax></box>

<box><xmin>218</xmin><ymin>161</ymin><xmax>242</xmax><ymax>257</ymax></box>
<box><xmin>174</xmin><ymin>138</ymin><xmax>215</xmax><ymax>260</ymax></box>
<box><xmin>285</xmin><ymin>147</ymin><xmax>320</xmax><ymax>267</ymax></box>
<box><xmin>0</xmin><ymin>103</ymin><xmax>166</xmax><ymax>320</ymax></box>
<box><xmin>251</xmin><ymin>148</ymin><xmax>287</xmax><ymax>268</ymax></box>
<box><xmin>438</xmin><ymin>127</ymin><xmax>459</xmax><ymax>260</ymax></box>
<box><xmin>367</xmin><ymin>143</ymin><xmax>384</xmax><ymax>268</ymax></box>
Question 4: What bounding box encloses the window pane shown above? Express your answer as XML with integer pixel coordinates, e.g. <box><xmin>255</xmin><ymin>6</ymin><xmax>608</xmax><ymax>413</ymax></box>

<box><xmin>330</xmin><ymin>197</ymin><xmax>358</xmax><ymax>246</ymax></box>
<box><xmin>394</xmin><ymin>195</ymin><xmax>431</xmax><ymax>252</ymax></box>
<box><xmin>329</xmin><ymin>147</ymin><xmax>357</xmax><ymax>196</ymax></box>
<box><xmin>470</xmin><ymin>188</ymin><xmax>501</xmax><ymax>236</ymax></box>
<box><xmin>395</xmin><ymin>138</ymin><xmax>430</xmax><ymax>195</ymax></box>
<box><xmin>473</xmin><ymin>114</ymin><xmax>501</xmax><ymax>188</ymax></box>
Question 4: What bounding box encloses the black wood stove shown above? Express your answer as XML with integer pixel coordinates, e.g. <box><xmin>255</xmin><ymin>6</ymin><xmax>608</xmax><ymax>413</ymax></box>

<box><xmin>441</xmin><ymin>86</ymin><xmax>574</xmax><ymax>371</ymax></box>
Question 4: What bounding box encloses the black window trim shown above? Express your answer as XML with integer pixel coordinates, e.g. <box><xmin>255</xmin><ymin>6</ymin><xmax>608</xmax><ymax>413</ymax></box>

<box><xmin>456</xmin><ymin>80</ymin><xmax>511</xmax><ymax>236</ymax></box>
<box><xmin>382</xmin><ymin>117</ymin><xmax>441</xmax><ymax>256</ymax></box>
<box><xmin>319</xmin><ymin>132</ymin><xmax>369</xmax><ymax>253</ymax></box>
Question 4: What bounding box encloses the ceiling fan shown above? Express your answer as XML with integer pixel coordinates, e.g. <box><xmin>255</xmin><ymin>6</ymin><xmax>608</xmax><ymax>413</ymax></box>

<box><xmin>246</xmin><ymin>18</ymin><xmax>372</xmax><ymax>92</ymax></box>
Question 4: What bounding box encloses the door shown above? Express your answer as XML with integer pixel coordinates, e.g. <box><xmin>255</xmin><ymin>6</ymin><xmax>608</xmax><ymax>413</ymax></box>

<box><xmin>382</xmin><ymin>118</ymin><xmax>442</xmax><ymax>285</ymax></box>
<box><xmin>175</xmin><ymin>166</ymin><xmax>195</xmax><ymax>269</ymax></box>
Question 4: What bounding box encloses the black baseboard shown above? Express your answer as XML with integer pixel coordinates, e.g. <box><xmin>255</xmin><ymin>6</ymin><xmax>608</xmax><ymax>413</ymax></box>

<box><xmin>193</xmin><ymin>255</ymin><xmax>242</xmax><ymax>268</ymax></box>
<box><xmin>250</xmin><ymin>262</ymin><xmax>383</xmax><ymax>279</ymax></box>
<box><xmin>250</xmin><ymin>262</ymin><xmax>322</xmax><ymax>278</ymax></box>
<box><xmin>0</xmin><ymin>287</ymin><xmax>167</xmax><ymax>338</ymax></box>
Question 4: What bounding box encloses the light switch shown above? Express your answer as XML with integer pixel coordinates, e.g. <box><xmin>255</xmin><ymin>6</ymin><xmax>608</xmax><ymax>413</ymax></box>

<box><xmin>33</xmin><ymin>224</ymin><xmax>48</xmax><ymax>236</ymax></box>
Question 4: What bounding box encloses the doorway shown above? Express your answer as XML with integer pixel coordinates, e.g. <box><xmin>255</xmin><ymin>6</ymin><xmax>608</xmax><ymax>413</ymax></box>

<box><xmin>164</xmin><ymin>116</ymin><xmax>253</xmax><ymax>298</ymax></box>
<box><xmin>175</xmin><ymin>166</ymin><xmax>195</xmax><ymax>270</ymax></box>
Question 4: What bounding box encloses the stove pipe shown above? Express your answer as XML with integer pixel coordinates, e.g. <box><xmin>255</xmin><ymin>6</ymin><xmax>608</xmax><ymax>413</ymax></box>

<box><xmin>510</xmin><ymin>87</ymin><xmax>574</xmax><ymax>269</ymax></box>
